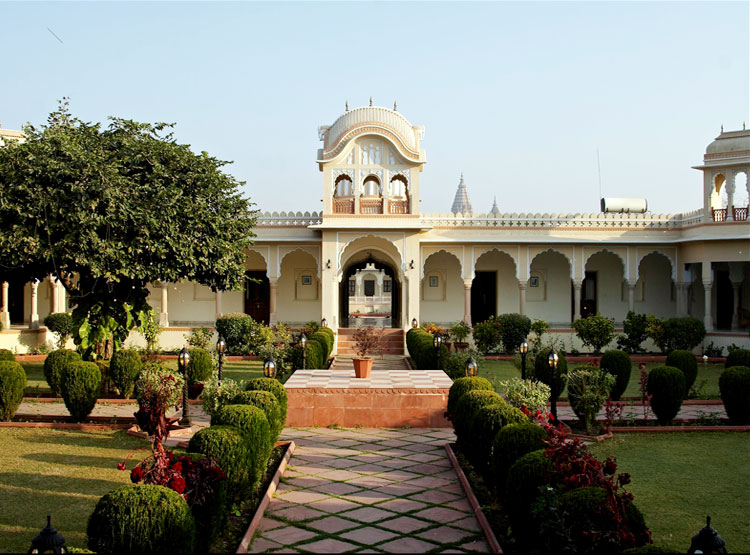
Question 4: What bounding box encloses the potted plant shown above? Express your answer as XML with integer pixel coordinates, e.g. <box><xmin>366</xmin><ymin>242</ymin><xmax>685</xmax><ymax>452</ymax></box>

<box><xmin>352</xmin><ymin>325</ymin><xmax>383</xmax><ymax>378</ymax></box>
<box><xmin>450</xmin><ymin>321</ymin><xmax>471</xmax><ymax>352</ymax></box>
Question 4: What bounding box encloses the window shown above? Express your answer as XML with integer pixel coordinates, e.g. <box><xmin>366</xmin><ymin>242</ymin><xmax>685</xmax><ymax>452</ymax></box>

<box><xmin>364</xmin><ymin>280</ymin><xmax>375</xmax><ymax>296</ymax></box>
<box><xmin>429</xmin><ymin>276</ymin><xmax>439</xmax><ymax>287</ymax></box>
<box><xmin>348</xmin><ymin>280</ymin><xmax>355</xmax><ymax>296</ymax></box>
<box><xmin>383</xmin><ymin>279</ymin><xmax>392</xmax><ymax>293</ymax></box>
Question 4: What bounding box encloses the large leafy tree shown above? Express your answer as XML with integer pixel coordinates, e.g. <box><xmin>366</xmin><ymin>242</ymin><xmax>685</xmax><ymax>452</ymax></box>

<box><xmin>0</xmin><ymin>101</ymin><xmax>256</xmax><ymax>358</ymax></box>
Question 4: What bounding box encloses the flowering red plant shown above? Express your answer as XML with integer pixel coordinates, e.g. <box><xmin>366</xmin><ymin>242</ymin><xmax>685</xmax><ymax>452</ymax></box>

<box><xmin>638</xmin><ymin>366</ymin><xmax>653</xmax><ymax>421</ymax></box>
<box><xmin>603</xmin><ymin>397</ymin><xmax>624</xmax><ymax>432</ymax></box>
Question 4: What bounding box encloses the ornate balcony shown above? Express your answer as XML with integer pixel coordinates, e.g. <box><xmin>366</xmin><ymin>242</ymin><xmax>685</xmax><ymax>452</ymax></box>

<box><xmin>360</xmin><ymin>198</ymin><xmax>383</xmax><ymax>214</ymax></box>
<box><xmin>333</xmin><ymin>198</ymin><xmax>354</xmax><ymax>214</ymax></box>
<box><xmin>389</xmin><ymin>199</ymin><xmax>409</xmax><ymax>214</ymax></box>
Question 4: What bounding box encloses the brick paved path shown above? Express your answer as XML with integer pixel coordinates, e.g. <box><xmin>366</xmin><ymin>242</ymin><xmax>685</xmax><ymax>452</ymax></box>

<box><xmin>249</xmin><ymin>427</ymin><xmax>489</xmax><ymax>553</ymax></box>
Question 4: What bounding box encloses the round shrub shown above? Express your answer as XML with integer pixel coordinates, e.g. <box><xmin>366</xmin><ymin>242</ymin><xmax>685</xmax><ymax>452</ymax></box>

<box><xmin>725</xmin><ymin>348</ymin><xmax>750</xmax><ymax>369</ymax></box>
<box><xmin>0</xmin><ymin>361</ymin><xmax>26</xmax><ymax>421</ymax></box>
<box><xmin>43</xmin><ymin>312</ymin><xmax>74</xmax><ymax>348</ymax></box>
<box><xmin>43</xmin><ymin>348</ymin><xmax>81</xmax><ymax>396</ymax></box>
<box><xmin>496</xmin><ymin>313</ymin><xmax>532</xmax><ymax>353</ymax></box>
<box><xmin>532</xmin><ymin>348</ymin><xmax>568</xmax><ymax>403</ymax></box>
<box><xmin>316</xmin><ymin>327</ymin><xmax>335</xmax><ymax>356</ymax></box>
<box><xmin>719</xmin><ymin>366</ymin><xmax>750</xmax><ymax>424</ymax></box>
<box><xmin>233</xmin><ymin>390</ymin><xmax>282</xmax><ymax>444</ymax></box>
<box><xmin>666</xmin><ymin>350</ymin><xmax>698</xmax><ymax>395</ymax></box>
<box><xmin>305</xmin><ymin>338</ymin><xmax>325</xmax><ymax>369</ymax></box>
<box><xmin>309</xmin><ymin>330</ymin><xmax>333</xmax><ymax>358</ymax></box>
<box><xmin>0</xmin><ymin>349</ymin><xmax>14</xmax><ymax>362</ymax></box>
<box><xmin>87</xmin><ymin>484</ymin><xmax>195</xmax><ymax>554</ymax></box>
<box><xmin>646</xmin><ymin>366</ymin><xmax>686</xmax><ymax>424</ymax></box>
<box><xmin>188</xmin><ymin>425</ymin><xmax>253</xmax><ymax>498</ymax></box>
<box><xmin>491</xmin><ymin>422</ymin><xmax>547</xmax><ymax>497</ymax></box>
<box><xmin>599</xmin><ymin>350</ymin><xmax>631</xmax><ymax>401</ymax></box>
<box><xmin>187</xmin><ymin>348</ymin><xmax>213</xmax><ymax>385</ymax></box>
<box><xmin>447</xmin><ymin>376</ymin><xmax>494</xmax><ymax>417</ymax></box>
<box><xmin>246</xmin><ymin>377</ymin><xmax>288</xmax><ymax>426</ymax></box>
<box><xmin>213</xmin><ymin>404</ymin><xmax>271</xmax><ymax>488</ymax></box>
<box><xmin>109</xmin><ymin>349</ymin><xmax>142</xmax><ymax>399</ymax></box>
<box><xmin>505</xmin><ymin>449</ymin><xmax>554</xmax><ymax>539</ymax></box>
<box><xmin>453</xmin><ymin>389</ymin><xmax>504</xmax><ymax>448</ymax></box>
<box><xmin>215</xmin><ymin>313</ymin><xmax>254</xmax><ymax>355</ymax></box>
<box><xmin>470</xmin><ymin>403</ymin><xmax>527</xmax><ymax>477</ymax></box>
<box><xmin>60</xmin><ymin>361</ymin><xmax>101</xmax><ymax>422</ymax></box>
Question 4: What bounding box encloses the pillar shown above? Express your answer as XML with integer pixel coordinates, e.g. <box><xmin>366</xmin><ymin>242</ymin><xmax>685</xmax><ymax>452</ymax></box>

<box><xmin>573</xmin><ymin>280</ymin><xmax>582</xmax><ymax>321</ymax></box>
<box><xmin>159</xmin><ymin>283</ymin><xmax>169</xmax><ymax>327</ymax></box>
<box><xmin>675</xmin><ymin>282</ymin><xmax>690</xmax><ymax>317</ymax></box>
<box><xmin>49</xmin><ymin>276</ymin><xmax>58</xmax><ymax>314</ymax></box>
<box><xmin>215</xmin><ymin>290</ymin><xmax>223</xmax><ymax>320</ymax></box>
<box><xmin>29</xmin><ymin>280</ymin><xmax>39</xmax><ymax>329</ymax></box>
<box><xmin>627</xmin><ymin>280</ymin><xmax>636</xmax><ymax>312</ymax></box>
<box><xmin>463</xmin><ymin>279</ymin><xmax>472</xmax><ymax>325</ymax></box>
<box><xmin>518</xmin><ymin>281</ymin><xmax>527</xmax><ymax>316</ymax></box>
<box><xmin>703</xmin><ymin>279</ymin><xmax>713</xmax><ymax>332</ymax></box>
<box><xmin>731</xmin><ymin>281</ymin><xmax>742</xmax><ymax>329</ymax></box>
<box><xmin>269</xmin><ymin>279</ymin><xmax>278</xmax><ymax>325</ymax></box>
<box><xmin>0</xmin><ymin>282</ymin><xmax>9</xmax><ymax>329</ymax></box>
<box><xmin>726</xmin><ymin>172</ymin><xmax>735</xmax><ymax>221</ymax></box>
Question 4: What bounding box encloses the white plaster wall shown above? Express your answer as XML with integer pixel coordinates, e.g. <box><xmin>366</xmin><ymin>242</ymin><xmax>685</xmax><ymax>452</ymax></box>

<box><xmin>420</xmin><ymin>252</ymin><xmax>463</xmax><ymax>324</ymax></box>
<box><xmin>276</xmin><ymin>250</ymin><xmax>322</xmax><ymax>325</ymax></box>
<box><xmin>527</xmin><ymin>251</ymin><xmax>572</xmax><ymax>325</ymax></box>
<box><xmin>636</xmin><ymin>253</ymin><xmax>676</xmax><ymax>318</ymax></box>
<box><xmin>586</xmin><ymin>251</ymin><xmax>627</xmax><ymax>322</ymax></box>
<box><xmin>475</xmin><ymin>250</ymin><xmax>519</xmax><ymax>315</ymax></box>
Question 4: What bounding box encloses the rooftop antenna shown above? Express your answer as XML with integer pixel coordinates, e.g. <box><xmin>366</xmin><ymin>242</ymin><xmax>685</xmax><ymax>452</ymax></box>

<box><xmin>597</xmin><ymin>148</ymin><xmax>603</xmax><ymax>202</ymax></box>
<box><xmin>345</xmin><ymin>101</ymin><xmax>349</xmax><ymax>111</ymax></box>
<box><xmin>721</xmin><ymin>124</ymin><xmax>724</xmax><ymax>133</ymax></box>
<box><xmin>369</xmin><ymin>96</ymin><xmax>373</xmax><ymax>106</ymax></box>
<box><xmin>393</xmin><ymin>100</ymin><xmax>397</xmax><ymax>111</ymax></box>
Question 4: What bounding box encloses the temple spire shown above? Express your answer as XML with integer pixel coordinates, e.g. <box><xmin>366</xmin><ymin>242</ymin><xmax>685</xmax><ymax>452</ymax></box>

<box><xmin>489</xmin><ymin>196</ymin><xmax>500</xmax><ymax>216</ymax></box>
<box><xmin>451</xmin><ymin>174</ymin><xmax>473</xmax><ymax>215</ymax></box>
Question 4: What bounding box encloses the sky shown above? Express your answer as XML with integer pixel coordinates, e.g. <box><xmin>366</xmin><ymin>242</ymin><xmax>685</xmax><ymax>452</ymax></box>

<box><xmin>1</xmin><ymin>1</ymin><xmax>748</xmax><ymax>215</ymax></box>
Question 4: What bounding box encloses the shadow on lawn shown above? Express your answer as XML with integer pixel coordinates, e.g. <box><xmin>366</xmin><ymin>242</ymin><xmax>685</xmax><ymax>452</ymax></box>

<box><xmin>21</xmin><ymin>451</ymin><xmax>148</xmax><ymax>469</ymax></box>
<box><xmin>16</xmin><ymin>429</ymin><xmax>142</xmax><ymax>448</ymax></box>
<box><xmin>0</xmin><ymin>471</ymin><xmax>123</xmax><ymax>494</ymax></box>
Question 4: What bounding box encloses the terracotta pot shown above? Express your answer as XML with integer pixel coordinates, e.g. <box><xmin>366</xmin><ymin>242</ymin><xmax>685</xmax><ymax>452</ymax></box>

<box><xmin>454</xmin><ymin>342</ymin><xmax>469</xmax><ymax>352</ymax></box>
<box><xmin>188</xmin><ymin>383</ymin><xmax>204</xmax><ymax>400</ymax></box>
<box><xmin>352</xmin><ymin>357</ymin><xmax>373</xmax><ymax>378</ymax></box>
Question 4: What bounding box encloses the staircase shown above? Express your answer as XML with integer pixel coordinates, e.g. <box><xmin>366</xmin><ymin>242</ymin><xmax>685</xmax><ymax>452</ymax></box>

<box><xmin>336</xmin><ymin>328</ymin><xmax>404</xmax><ymax>355</ymax></box>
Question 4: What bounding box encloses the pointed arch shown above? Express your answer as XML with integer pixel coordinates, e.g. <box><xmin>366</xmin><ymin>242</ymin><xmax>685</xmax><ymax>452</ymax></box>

<box><xmin>473</xmin><ymin>247</ymin><xmax>519</xmax><ymax>280</ymax></box>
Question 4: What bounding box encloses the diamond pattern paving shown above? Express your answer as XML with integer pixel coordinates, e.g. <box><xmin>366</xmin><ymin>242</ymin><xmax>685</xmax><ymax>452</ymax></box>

<box><xmin>248</xmin><ymin>427</ymin><xmax>489</xmax><ymax>553</ymax></box>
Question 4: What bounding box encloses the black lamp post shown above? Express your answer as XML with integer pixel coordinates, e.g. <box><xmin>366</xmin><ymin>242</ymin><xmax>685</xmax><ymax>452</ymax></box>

<box><xmin>465</xmin><ymin>357</ymin><xmax>478</xmax><ymax>377</ymax></box>
<box><xmin>548</xmin><ymin>348</ymin><xmax>559</xmax><ymax>421</ymax></box>
<box><xmin>178</xmin><ymin>347</ymin><xmax>191</xmax><ymax>426</ymax></box>
<box><xmin>519</xmin><ymin>341</ymin><xmax>529</xmax><ymax>380</ymax></box>
<box><xmin>263</xmin><ymin>357</ymin><xmax>277</xmax><ymax>379</ymax></box>
<box><xmin>29</xmin><ymin>515</ymin><xmax>67</xmax><ymax>554</ymax></box>
<box><xmin>300</xmin><ymin>333</ymin><xmax>307</xmax><ymax>370</ymax></box>
<box><xmin>320</xmin><ymin>318</ymin><xmax>327</xmax><ymax>328</ymax></box>
<box><xmin>433</xmin><ymin>332</ymin><xmax>443</xmax><ymax>369</ymax></box>
<box><xmin>216</xmin><ymin>336</ymin><xmax>226</xmax><ymax>383</ymax></box>
<box><xmin>411</xmin><ymin>318</ymin><xmax>418</xmax><ymax>328</ymax></box>
<box><xmin>688</xmin><ymin>516</ymin><xmax>727</xmax><ymax>554</ymax></box>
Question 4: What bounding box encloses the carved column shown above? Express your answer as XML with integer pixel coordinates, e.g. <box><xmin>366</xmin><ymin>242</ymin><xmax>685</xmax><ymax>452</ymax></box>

<box><xmin>573</xmin><ymin>280</ymin><xmax>583</xmax><ymax>321</ymax></box>
<box><xmin>215</xmin><ymin>290</ymin><xmax>223</xmax><ymax>320</ymax></box>
<box><xmin>703</xmin><ymin>279</ymin><xmax>713</xmax><ymax>332</ymax></box>
<box><xmin>269</xmin><ymin>279</ymin><xmax>278</xmax><ymax>325</ymax></box>
<box><xmin>29</xmin><ymin>280</ymin><xmax>40</xmax><ymax>329</ymax></box>
<box><xmin>627</xmin><ymin>280</ymin><xmax>637</xmax><ymax>312</ymax></box>
<box><xmin>159</xmin><ymin>283</ymin><xmax>169</xmax><ymax>327</ymax></box>
<box><xmin>463</xmin><ymin>279</ymin><xmax>472</xmax><ymax>325</ymax></box>
<box><xmin>518</xmin><ymin>281</ymin><xmax>527</xmax><ymax>316</ymax></box>
<box><xmin>731</xmin><ymin>281</ymin><xmax>742</xmax><ymax>329</ymax></box>
<box><xmin>0</xmin><ymin>282</ymin><xmax>10</xmax><ymax>329</ymax></box>
<box><xmin>675</xmin><ymin>282</ymin><xmax>690</xmax><ymax>317</ymax></box>
<box><xmin>49</xmin><ymin>276</ymin><xmax>58</xmax><ymax>314</ymax></box>
<box><xmin>726</xmin><ymin>172</ymin><xmax>735</xmax><ymax>221</ymax></box>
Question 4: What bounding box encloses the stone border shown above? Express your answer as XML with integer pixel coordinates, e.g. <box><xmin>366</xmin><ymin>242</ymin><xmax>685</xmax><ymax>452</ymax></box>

<box><xmin>485</xmin><ymin>354</ymin><xmax>727</xmax><ymax>363</ymax></box>
<box><xmin>11</xmin><ymin>413</ymin><xmax>136</xmax><ymax>424</ymax></box>
<box><xmin>0</xmin><ymin>421</ymin><xmax>131</xmax><ymax>430</ymax></box>
<box><xmin>236</xmin><ymin>440</ymin><xmax>296</xmax><ymax>554</ymax></box>
<box><xmin>610</xmin><ymin>425</ymin><xmax>750</xmax><ymax>433</ymax></box>
<box><xmin>445</xmin><ymin>443</ymin><xmax>503</xmax><ymax>554</ymax></box>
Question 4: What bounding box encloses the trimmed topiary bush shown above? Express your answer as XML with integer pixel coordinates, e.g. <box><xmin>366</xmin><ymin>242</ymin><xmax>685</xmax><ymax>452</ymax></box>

<box><xmin>505</xmin><ymin>449</ymin><xmax>554</xmax><ymax>540</ymax></box>
<box><xmin>309</xmin><ymin>330</ymin><xmax>333</xmax><ymax>359</ymax></box>
<box><xmin>316</xmin><ymin>327</ymin><xmax>335</xmax><ymax>356</ymax></box>
<box><xmin>599</xmin><ymin>350</ymin><xmax>631</xmax><ymax>401</ymax></box>
<box><xmin>725</xmin><ymin>348</ymin><xmax>750</xmax><ymax>369</ymax></box>
<box><xmin>246</xmin><ymin>377</ymin><xmax>288</xmax><ymax>426</ymax></box>
<box><xmin>233</xmin><ymin>390</ymin><xmax>282</xmax><ymax>444</ymax></box>
<box><xmin>406</xmin><ymin>327</ymin><xmax>438</xmax><ymax>369</ymax></box>
<box><xmin>491</xmin><ymin>422</ymin><xmax>547</xmax><ymax>497</ymax></box>
<box><xmin>188</xmin><ymin>425</ymin><xmax>254</xmax><ymax>498</ymax></box>
<box><xmin>470</xmin><ymin>403</ymin><xmax>528</xmax><ymax>481</ymax></box>
<box><xmin>719</xmin><ymin>366</ymin><xmax>750</xmax><ymax>424</ymax></box>
<box><xmin>0</xmin><ymin>349</ymin><xmax>14</xmax><ymax>362</ymax></box>
<box><xmin>496</xmin><ymin>313</ymin><xmax>532</xmax><ymax>353</ymax></box>
<box><xmin>447</xmin><ymin>376</ymin><xmax>494</xmax><ymax>417</ymax></box>
<box><xmin>453</xmin><ymin>390</ymin><xmax>504</xmax><ymax>447</ymax></box>
<box><xmin>666</xmin><ymin>350</ymin><xmax>698</xmax><ymax>395</ymax></box>
<box><xmin>43</xmin><ymin>348</ymin><xmax>81</xmax><ymax>396</ymax></box>
<box><xmin>572</xmin><ymin>313</ymin><xmax>616</xmax><ymax>354</ymax></box>
<box><xmin>0</xmin><ymin>361</ymin><xmax>26</xmax><ymax>421</ymax></box>
<box><xmin>187</xmin><ymin>348</ymin><xmax>213</xmax><ymax>385</ymax></box>
<box><xmin>87</xmin><ymin>484</ymin><xmax>195</xmax><ymax>554</ymax></box>
<box><xmin>305</xmin><ymin>337</ymin><xmax>325</xmax><ymax>369</ymax></box>
<box><xmin>60</xmin><ymin>361</ymin><xmax>101</xmax><ymax>422</ymax></box>
<box><xmin>646</xmin><ymin>366</ymin><xmax>686</xmax><ymax>424</ymax></box>
<box><xmin>109</xmin><ymin>349</ymin><xmax>142</xmax><ymax>399</ymax></box>
<box><xmin>43</xmin><ymin>312</ymin><xmax>74</xmax><ymax>348</ymax></box>
<box><xmin>531</xmin><ymin>348</ymin><xmax>568</xmax><ymax>404</ymax></box>
<box><xmin>212</xmin><ymin>404</ymin><xmax>271</xmax><ymax>487</ymax></box>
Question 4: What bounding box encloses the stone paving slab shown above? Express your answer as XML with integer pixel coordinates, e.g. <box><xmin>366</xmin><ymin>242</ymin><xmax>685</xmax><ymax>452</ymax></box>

<box><xmin>248</xmin><ymin>427</ymin><xmax>490</xmax><ymax>553</ymax></box>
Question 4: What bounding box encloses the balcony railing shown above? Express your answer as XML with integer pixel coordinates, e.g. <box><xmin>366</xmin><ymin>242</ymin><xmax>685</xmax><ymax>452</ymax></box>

<box><xmin>712</xmin><ymin>208</ymin><xmax>727</xmax><ymax>222</ymax></box>
<box><xmin>712</xmin><ymin>207</ymin><xmax>749</xmax><ymax>222</ymax></box>
<box><xmin>734</xmin><ymin>206</ymin><xmax>748</xmax><ymax>221</ymax></box>
<box><xmin>361</xmin><ymin>198</ymin><xmax>383</xmax><ymax>214</ymax></box>
<box><xmin>389</xmin><ymin>199</ymin><xmax>409</xmax><ymax>214</ymax></box>
<box><xmin>334</xmin><ymin>198</ymin><xmax>354</xmax><ymax>214</ymax></box>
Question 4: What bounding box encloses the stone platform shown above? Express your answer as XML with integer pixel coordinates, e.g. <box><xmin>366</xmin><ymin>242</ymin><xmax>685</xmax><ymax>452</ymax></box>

<box><xmin>285</xmin><ymin>369</ymin><xmax>453</xmax><ymax>428</ymax></box>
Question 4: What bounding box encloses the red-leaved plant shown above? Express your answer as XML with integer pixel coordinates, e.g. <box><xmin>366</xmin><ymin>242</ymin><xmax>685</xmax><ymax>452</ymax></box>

<box><xmin>638</xmin><ymin>364</ymin><xmax>652</xmax><ymax>421</ymax></box>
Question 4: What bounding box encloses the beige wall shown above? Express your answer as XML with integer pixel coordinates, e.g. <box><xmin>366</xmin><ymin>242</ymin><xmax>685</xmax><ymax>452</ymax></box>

<box><xmin>527</xmin><ymin>251</ymin><xmax>572</xmax><ymax>325</ymax></box>
<box><xmin>585</xmin><ymin>251</ymin><xmax>628</xmax><ymax>322</ymax></box>
<box><xmin>420</xmin><ymin>251</ymin><xmax>463</xmax><ymax>324</ymax></box>
<box><xmin>276</xmin><ymin>250</ymin><xmax>321</xmax><ymax>325</ymax></box>
<box><xmin>635</xmin><ymin>253</ymin><xmax>676</xmax><ymax>318</ymax></box>
<box><xmin>475</xmin><ymin>249</ymin><xmax>519</xmax><ymax>315</ymax></box>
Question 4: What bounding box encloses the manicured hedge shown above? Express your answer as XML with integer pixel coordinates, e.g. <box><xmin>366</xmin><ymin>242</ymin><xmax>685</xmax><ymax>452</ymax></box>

<box><xmin>453</xmin><ymin>389</ymin><xmax>504</xmax><ymax>448</ymax></box>
<box><xmin>505</xmin><ymin>449</ymin><xmax>554</xmax><ymax>541</ymax></box>
<box><xmin>60</xmin><ymin>361</ymin><xmax>101</xmax><ymax>422</ymax></box>
<box><xmin>233</xmin><ymin>390</ymin><xmax>282</xmax><ymax>444</ymax></box>
<box><xmin>447</xmin><ymin>376</ymin><xmax>494</xmax><ymax>418</ymax></box>
<box><xmin>665</xmin><ymin>350</ymin><xmax>698</xmax><ymax>395</ymax></box>
<box><xmin>188</xmin><ymin>425</ymin><xmax>254</xmax><ymax>498</ymax></box>
<box><xmin>646</xmin><ymin>366</ymin><xmax>685</xmax><ymax>424</ymax></box>
<box><xmin>187</xmin><ymin>348</ymin><xmax>213</xmax><ymax>385</ymax></box>
<box><xmin>0</xmin><ymin>349</ymin><xmax>14</xmax><ymax>362</ymax></box>
<box><xmin>0</xmin><ymin>361</ymin><xmax>26</xmax><ymax>421</ymax></box>
<box><xmin>491</xmin><ymin>422</ymin><xmax>547</xmax><ymax>498</ymax></box>
<box><xmin>246</xmin><ymin>377</ymin><xmax>288</xmax><ymax>426</ymax></box>
<box><xmin>532</xmin><ymin>348</ymin><xmax>568</xmax><ymax>404</ymax></box>
<box><xmin>87</xmin><ymin>484</ymin><xmax>195</xmax><ymax>554</ymax></box>
<box><xmin>305</xmin><ymin>337</ymin><xmax>326</xmax><ymax>369</ymax></box>
<box><xmin>496</xmin><ymin>313</ymin><xmax>532</xmax><ymax>353</ymax></box>
<box><xmin>109</xmin><ymin>349</ymin><xmax>142</xmax><ymax>399</ymax></box>
<box><xmin>470</xmin><ymin>403</ymin><xmax>527</xmax><ymax>476</ymax></box>
<box><xmin>406</xmin><ymin>327</ymin><xmax>437</xmax><ymax>369</ymax></box>
<box><xmin>311</xmin><ymin>329</ymin><xmax>334</xmax><ymax>358</ymax></box>
<box><xmin>719</xmin><ymin>366</ymin><xmax>750</xmax><ymax>424</ymax></box>
<box><xmin>43</xmin><ymin>348</ymin><xmax>81</xmax><ymax>396</ymax></box>
<box><xmin>725</xmin><ymin>348</ymin><xmax>750</xmax><ymax>369</ymax></box>
<box><xmin>599</xmin><ymin>350</ymin><xmax>631</xmax><ymax>401</ymax></box>
<box><xmin>212</xmin><ymin>404</ymin><xmax>271</xmax><ymax>488</ymax></box>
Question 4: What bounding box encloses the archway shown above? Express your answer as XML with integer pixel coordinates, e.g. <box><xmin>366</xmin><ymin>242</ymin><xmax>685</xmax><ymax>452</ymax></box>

<box><xmin>340</xmin><ymin>252</ymin><xmax>400</xmax><ymax>328</ymax></box>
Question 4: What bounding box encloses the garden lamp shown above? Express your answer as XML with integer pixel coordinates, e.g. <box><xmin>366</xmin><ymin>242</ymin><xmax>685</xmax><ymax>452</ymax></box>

<box><xmin>263</xmin><ymin>357</ymin><xmax>277</xmax><ymax>379</ymax></box>
<box><xmin>703</xmin><ymin>354</ymin><xmax>708</xmax><ymax>364</ymax></box>
<box><xmin>300</xmin><ymin>333</ymin><xmax>307</xmax><ymax>370</ymax></box>
<box><xmin>519</xmin><ymin>341</ymin><xmax>529</xmax><ymax>380</ymax></box>
<box><xmin>29</xmin><ymin>515</ymin><xmax>67</xmax><ymax>554</ymax></box>
<box><xmin>465</xmin><ymin>357</ymin><xmax>478</xmax><ymax>377</ymax></box>
<box><xmin>688</xmin><ymin>516</ymin><xmax>727</xmax><ymax>554</ymax></box>
<box><xmin>321</xmin><ymin>318</ymin><xmax>327</xmax><ymax>328</ymax></box>
<box><xmin>433</xmin><ymin>332</ymin><xmax>443</xmax><ymax>369</ymax></box>
<box><xmin>178</xmin><ymin>347</ymin><xmax>191</xmax><ymax>426</ymax></box>
<box><xmin>216</xmin><ymin>336</ymin><xmax>226</xmax><ymax>383</ymax></box>
<box><xmin>412</xmin><ymin>318</ymin><xmax>418</xmax><ymax>328</ymax></box>
<box><xmin>548</xmin><ymin>348</ymin><xmax>559</xmax><ymax>421</ymax></box>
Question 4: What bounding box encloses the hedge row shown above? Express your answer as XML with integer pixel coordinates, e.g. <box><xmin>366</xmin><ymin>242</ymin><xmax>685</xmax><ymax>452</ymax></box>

<box><xmin>406</xmin><ymin>327</ymin><xmax>437</xmax><ymax>369</ymax></box>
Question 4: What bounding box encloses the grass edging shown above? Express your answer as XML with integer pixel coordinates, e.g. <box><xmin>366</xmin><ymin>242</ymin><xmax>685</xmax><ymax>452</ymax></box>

<box><xmin>236</xmin><ymin>440</ymin><xmax>296</xmax><ymax>554</ymax></box>
<box><xmin>445</xmin><ymin>443</ymin><xmax>502</xmax><ymax>554</ymax></box>
<box><xmin>0</xmin><ymin>421</ymin><xmax>131</xmax><ymax>430</ymax></box>
<box><xmin>610</xmin><ymin>426</ymin><xmax>750</xmax><ymax>433</ymax></box>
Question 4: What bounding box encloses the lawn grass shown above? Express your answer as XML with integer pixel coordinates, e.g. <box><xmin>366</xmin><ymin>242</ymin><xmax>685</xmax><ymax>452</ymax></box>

<box><xmin>589</xmin><ymin>433</ymin><xmax>750</xmax><ymax>553</ymax></box>
<box><xmin>480</xmin><ymin>359</ymin><xmax>724</xmax><ymax>399</ymax></box>
<box><xmin>0</xmin><ymin>428</ymin><xmax>147</xmax><ymax>553</ymax></box>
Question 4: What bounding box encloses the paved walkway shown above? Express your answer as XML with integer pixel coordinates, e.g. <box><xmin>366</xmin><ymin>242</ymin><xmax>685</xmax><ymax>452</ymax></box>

<box><xmin>250</xmin><ymin>427</ymin><xmax>488</xmax><ymax>554</ymax></box>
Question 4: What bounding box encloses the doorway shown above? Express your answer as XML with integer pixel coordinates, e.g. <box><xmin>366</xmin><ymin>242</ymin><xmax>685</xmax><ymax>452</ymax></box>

<box><xmin>471</xmin><ymin>271</ymin><xmax>496</xmax><ymax>325</ymax></box>
<box><xmin>244</xmin><ymin>271</ymin><xmax>270</xmax><ymax>324</ymax></box>
<box><xmin>715</xmin><ymin>270</ymin><xmax>733</xmax><ymax>330</ymax></box>
<box><xmin>8</xmin><ymin>278</ymin><xmax>25</xmax><ymax>325</ymax></box>
<box><xmin>339</xmin><ymin>256</ymin><xmax>400</xmax><ymax>328</ymax></box>
<box><xmin>580</xmin><ymin>271</ymin><xmax>597</xmax><ymax>318</ymax></box>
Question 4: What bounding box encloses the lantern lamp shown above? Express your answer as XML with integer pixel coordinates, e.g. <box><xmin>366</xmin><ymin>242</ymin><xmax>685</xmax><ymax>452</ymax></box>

<box><xmin>519</xmin><ymin>341</ymin><xmax>529</xmax><ymax>380</ymax></box>
<box><xmin>433</xmin><ymin>332</ymin><xmax>443</xmax><ymax>369</ymax></box>
<box><xmin>465</xmin><ymin>357</ymin><xmax>478</xmax><ymax>377</ymax></box>
<box><xmin>321</xmin><ymin>318</ymin><xmax>327</xmax><ymax>328</ymax></box>
<box><xmin>216</xmin><ymin>336</ymin><xmax>226</xmax><ymax>382</ymax></box>
<box><xmin>29</xmin><ymin>515</ymin><xmax>67</xmax><ymax>554</ymax></box>
<box><xmin>688</xmin><ymin>516</ymin><xmax>727</xmax><ymax>554</ymax></box>
<box><xmin>547</xmin><ymin>348</ymin><xmax>559</xmax><ymax>422</ymax></box>
<box><xmin>411</xmin><ymin>318</ymin><xmax>418</xmax><ymax>328</ymax></box>
<box><xmin>300</xmin><ymin>333</ymin><xmax>307</xmax><ymax>370</ymax></box>
<box><xmin>178</xmin><ymin>347</ymin><xmax>191</xmax><ymax>426</ymax></box>
<box><xmin>263</xmin><ymin>357</ymin><xmax>277</xmax><ymax>379</ymax></box>
<box><xmin>548</xmin><ymin>348</ymin><xmax>559</xmax><ymax>368</ymax></box>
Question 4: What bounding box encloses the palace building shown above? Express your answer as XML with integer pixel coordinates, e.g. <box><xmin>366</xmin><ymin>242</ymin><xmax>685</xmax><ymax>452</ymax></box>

<box><xmin>1</xmin><ymin>106</ymin><xmax>749</xmax><ymax>353</ymax></box>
